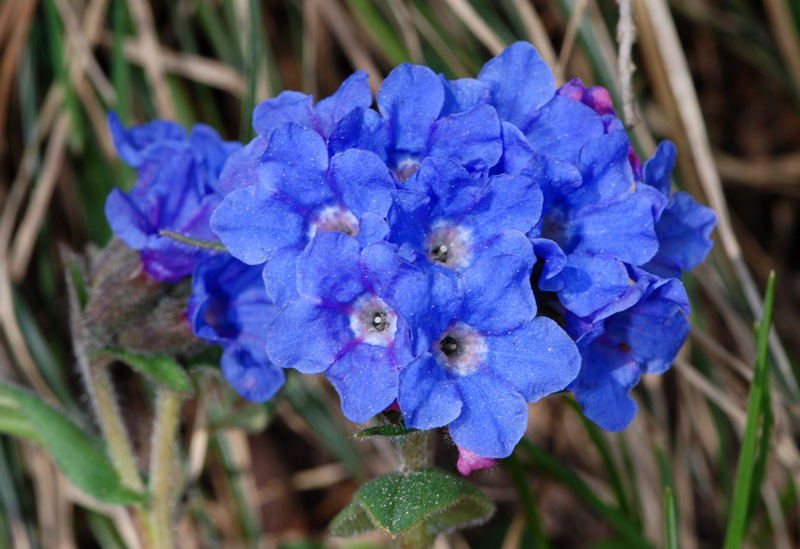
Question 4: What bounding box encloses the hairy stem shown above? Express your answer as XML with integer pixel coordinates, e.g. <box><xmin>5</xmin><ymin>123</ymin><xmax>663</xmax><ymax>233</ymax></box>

<box><xmin>147</xmin><ymin>389</ymin><xmax>183</xmax><ymax>549</ymax></box>
<box><xmin>65</xmin><ymin>256</ymin><xmax>144</xmax><ymax>494</ymax></box>
<box><xmin>399</xmin><ymin>430</ymin><xmax>432</xmax><ymax>473</ymax></box>
<box><xmin>89</xmin><ymin>362</ymin><xmax>146</xmax><ymax>493</ymax></box>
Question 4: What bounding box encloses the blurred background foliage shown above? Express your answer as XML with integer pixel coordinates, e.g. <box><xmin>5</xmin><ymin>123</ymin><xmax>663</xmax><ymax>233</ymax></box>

<box><xmin>1</xmin><ymin>0</ymin><xmax>800</xmax><ymax>547</ymax></box>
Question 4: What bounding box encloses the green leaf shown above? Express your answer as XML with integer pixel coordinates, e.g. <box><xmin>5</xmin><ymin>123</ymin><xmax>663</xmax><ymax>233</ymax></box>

<box><xmin>0</xmin><ymin>384</ymin><xmax>145</xmax><ymax>505</ymax></box>
<box><xmin>724</xmin><ymin>271</ymin><xmax>776</xmax><ymax>549</ymax></box>
<box><xmin>354</xmin><ymin>424</ymin><xmax>417</xmax><ymax>438</ymax></box>
<box><xmin>0</xmin><ymin>405</ymin><xmax>42</xmax><ymax>444</ymax></box>
<box><xmin>329</xmin><ymin>503</ymin><xmax>381</xmax><ymax>538</ymax></box>
<box><xmin>664</xmin><ymin>487</ymin><xmax>678</xmax><ymax>549</ymax></box>
<box><xmin>101</xmin><ymin>349</ymin><xmax>194</xmax><ymax>395</ymax></box>
<box><xmin>331</xmin><ymin>470</ymin><xmax>494</xmax><ymax>540</ymax></box>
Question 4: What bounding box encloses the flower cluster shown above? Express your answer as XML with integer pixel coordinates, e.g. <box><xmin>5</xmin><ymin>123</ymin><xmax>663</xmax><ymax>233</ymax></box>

<box><xmin>105</xmin><ymin>42</ymin><xmax>716</xmax><ymax>472</ymax></box>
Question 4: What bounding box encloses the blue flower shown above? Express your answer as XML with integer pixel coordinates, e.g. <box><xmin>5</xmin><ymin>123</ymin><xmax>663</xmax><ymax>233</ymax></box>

<box><xmin>525</xmin><ymin>140</ymin><xmax>659</xmax><ymax>317</ymax></box>
<box><xmin>188</xmin><ymin>254</ymin><xmax>284</xmax><ymax>402</ymax></box>
<box><xmin>477</xmin><ymin>42</ymin><xmax>606</xmax><ymax>165</ymax></box>
<box><xmin>388</xmin><ymin>157</ymin><xmax>542</xmax><ymax>333</ymax></box>
<box><xmin>266</xmin><ymin>231</ymin><xmax>454</xmax><ymax>423</ymax></box>
<box><xmin>329</xmin><ymin>63</ymin><xmax>503</xmax><ymax>181</ymax></box>
<box><xmin>219</xmin><ymin>72</ymin><xmax>373</xmax><ymax>196</ymax></box>
<box><xmin>556</xmin><ymin>78</ymin><xmax>644</xmax><ymax>179</ymax></box>
<box><xmin>398</xmin><ymin>307</ymin><xmax>580</xmax><ymax>459</ymax></box>
<box><xmin>639</xmin><ymin>142</ymin><xmax>717</xmax><ymax>279</ymax></box>
<box><xmin>566</xmin><ymin>266</ymin><xmax>691</xmax><ymax>430</ymax></box>
<box><xmin>105</xmin><ymin>112</ymin><xmax>240</xmax><ymax>282</ymax></box>
<box><xmin>210</xmin><ymin>123</ymin><xmax>396</xmax><ymax>304</ymax></box>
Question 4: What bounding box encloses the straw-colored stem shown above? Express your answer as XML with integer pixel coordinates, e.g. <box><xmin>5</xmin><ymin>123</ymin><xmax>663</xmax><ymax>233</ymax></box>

<box><xmin>147</xmin><ymin>389</ymin><xmax>183</xmax><ymax>549</ymax></box>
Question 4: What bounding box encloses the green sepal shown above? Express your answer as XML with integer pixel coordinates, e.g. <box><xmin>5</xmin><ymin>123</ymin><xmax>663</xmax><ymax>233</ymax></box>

<box><xmin>329</xmin><ymin>470</ymin><xmax>494</xmax><ymax>541</ymax></box>
<box><xmin>0</xmin><ymin>384</ymin><xmax>146</xmax><ymax>505</ymax></box>
<box><xmin>99</xmin><ymin>349</ymin><xmax>194</xmax><ymax>395</ymax></box>
<box><xmin>159</xmin><ymin>230</ymin><xmax>227</xmax><ymax>251</ymax></box>
<box><xmin>354</xmin><ymin>424</ymin><xmax>417</xmax><ymax>439</ymax></box>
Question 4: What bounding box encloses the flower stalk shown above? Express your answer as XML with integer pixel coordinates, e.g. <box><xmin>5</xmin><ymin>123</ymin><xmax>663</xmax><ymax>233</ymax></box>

<box><xmin>147</xmin><ymin>388</ymin><xmax>183</xmax><ymax>549</ymax></box>
<box><xmin>399</xmin><ymin>430</ymin><xmax>432</xmax><ymax>473</ymax></box>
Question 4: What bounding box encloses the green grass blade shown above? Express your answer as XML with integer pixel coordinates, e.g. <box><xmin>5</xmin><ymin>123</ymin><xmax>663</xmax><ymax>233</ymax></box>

<box><xmin>240</xmin><ymin>0</ymin><xmax>262</xmax><ymax>142</ymax></box>
<box><xmin>723</xmin><ymin>271</ymin><xmax>776</xmax><ymax>549</ymax></box>
<box><xmin>506</xmin><ymin>451</ymin><xmax>551</xmax><ymax>549</ymax></box>
<box><xmin>664</xmin><ymin>487</ymin><xmax>678</xmax><ymax>549</ymax></box>
<box><xmin>566</xmin><ymin>397</ymin><xmax>632</xmax><ymax>516</ymax></box>
<box><xmin>283</xmin><ymin>374</ymin><xmax>365</xmax><ymax>479</ymax></box>
<box><xmin>518</xmin><ymin>439</ymin><xmax>652</xmax><ymax>549</ymax></box>
<box><xmin>43</xmin><ymin>0</ymin><xmax>83</xmax><ymax>148</ymax></box>
<box><xmin>111</xmin><ymin>0</ymin><xmax>132</xmax><ymax>123</ymax></box>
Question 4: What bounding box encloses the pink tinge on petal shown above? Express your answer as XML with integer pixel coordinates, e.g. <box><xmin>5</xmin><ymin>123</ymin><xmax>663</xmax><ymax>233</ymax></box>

<box><xmin>456</xmin><ymin>447</ymin><xmax>499</xmax><ymax>476</ymax></box>
<box><xmin>384</xmin><ymin>399</ymin><xmax>402</xmax><ymax>413</ymax></box>
<box><xmin>585</xmin><ymin>86</ymin><xmax>616</xmax><ymax>116</ymax></box>
<box><xmin>556</xmin><ymin>78</ymin><xmax>585</xmax><ymax>102</ymax></box>
<box><xmin>628</xmin><ymin>145</ymin><xmax>643</xmax><ymax>181</ymax></box>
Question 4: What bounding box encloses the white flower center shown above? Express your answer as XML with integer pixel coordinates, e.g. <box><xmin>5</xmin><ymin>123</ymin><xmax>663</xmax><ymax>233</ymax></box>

<box><xmin>349</xmin><ymin>294</ymin><xmax>398</xmax><ymax>346</ymax></box>
<box><xmin>426</xmin><ymin>222</ymin><xmax>472</xmax><ymax>271</ymax></box>
<box><xmin>309</xmin><ymin>205</ymin><xmax>360</xmax><ymax>238</ymax></box>
<box><xmin>434</xmin><ymin>322</ymin><xmax>486</xmax><ymax>376</ymax></box>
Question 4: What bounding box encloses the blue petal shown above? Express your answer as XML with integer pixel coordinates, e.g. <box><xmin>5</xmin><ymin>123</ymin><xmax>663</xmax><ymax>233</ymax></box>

<box><xmin>460</xmin><ymin>231</ymin><xmax>537</xmax><ymax>333</ymax></box>
<box><xmin>439</xmin><ymin>76</ymin><xmax>491</xmax><ymax>115</ymax></box>
<box><xmin>189</xmin><ymin>254</ymin><xmax>271</xmax><ymax>343</ymax></box>
<box><xmin>606</xmin><ymin>275</ymin><xmax>690</xmax><ymax>375</ymax></box>
<box><xmin>139</xmin><ymin>235</ymin><xmax>215</xmax><ymax>282</ymax></box>
<box><xmin>329</xmin><ymin>149</ymin><xmax>395</xmax><ymax>217</ymax></box>
<box><xmin>221</xmin><ymin>343</ymin><xmax>285</xmax><ymax>401</ymax></box>
<box><xmin>424</xmin><ymin>158</ymin><xmax>481</xmax><ymax>217</ymax></box>
<box><xmin>211</xmin><ymin>184</ymin><xmax>305</xmax><ymax>265</ymax></box>
<box><xmin>355</xmin><ymin>212</ymin><xmax>390</xmax><ymax>248</ymax></box>
<box><xmin>387</xmin><ymin>189</ymin><xmax>431</xmax><ymax>254</ymax></box>
<box><xmin>328</xmin><ymin>107</ymin><xmax>390</xmax><ymax>160</ymax></box>
<box><xmin>556</xmin><ymin>252</ymin><xmax>630</xmax><ymax>317</ymax></box>
<box><xmin>522</xmin><ymin>153</ymin><xmax>583</xmax><ymax>210</ymax></box>
<box><xmin>188</xmin><ymin>124</ymin><xmax>241</xmax><ymax>193</ymax></box>
<box><xmin>326</xmin><ymin>344</ymin><xmax>399</xmax><ymax>423</ymax></box>
<box><xmin>485</xmin><ymin>317</ymin><xmax>580</xmax><ymax>402</ymax></box>
<box><xmin>252</xmin><ymin>91</ymin><xmax>314</xmax><ymax>138</ymax></box>
<box><xmin>477</xmin><ymin>42</ymin><xmax>555</xmax><ymax>130</ymax></box>
<box><xmin>570</xmin><ymin>132</ymin><xmax>635</xmax><ymax>206</ymax></box>
<box><xmin>493</xmin><ymin>122</ymin><xmax>533</xmax><ymax>175</ymax></box>
<box><xmin>105</xmin><ymin>188</ymin><xmax>153</xmax><ymax>250</ymax></box>
<box><xmin>262</xmin><ymin>246</ymin><xmax>302</xmax><ymax>305</ymax></box>
<box><xmin>525</xmin><ymin>96</ymin><xmax>605</xmax><ymax>164</ymax></box>
<box><xmin>570</xmin><ymin>192</ymin><xmax>658</xmax><ymax>265</ymax></box>
<box><xmin>257</xmin><ymin>123</ymin><xmax>332</xmax><ymax>208</ymax></box>
<box><xmin>569</xmin><ymin>341</ymin><xmax>640</xmax><ymax>431</ymax></box>
<box><xmin>643</xmin><ymin>140</ymin><xmax>677</xmax><ymax>197</ymax></box>
<box><xmin>266</xmin><ymin>298</ymin><xmax>351</xmax><ymax>374</ymax></box>
<box><xmin>361</xmin><ymin>241</ymin><xmax>458</xmax><ymax>347</ymax></box>
<box><xmin>108</xmin><ymin>111</ymin><xmax>187</xmax><ymax>167</ymax></box>
<box><xmin>644</xmin><ymin>192</ymin><xmax>717</xmax><ymax>278</ymax></box>
<box><xmin>218</xmin><ymin>136</ymin><xmax>268</xmax><ymax>196</ymax></box>
<box><xmin>297</xmin><ymin>232</ymin><xmax>363</xmax><ymax>303</ymax></box>
<box><xmin>377</xmin><ymin>63</ymin><xmax>445</xmax><ymax>157</ymax></box>
<box><xmin>428</xmin><ymin>104</ymin><xmax>503</xmax><ymax>173</ymax></box>
<box><xmin>448</xmin><ymin>373</ymin><xmax>528</xmax><ymax>459</ymax></box>
<box><xmin>531</xmin><ymin>238</ymin><xmax>567</xmax><ymax>282</ymax></box>
<box><xmin>314</xmin><ymin>71</ymin><xmax>373</xmax><ymax>137</ymax></box>
<box><xmin>222</xmin><ymin>343</ymin><xmax>286</xmax><ymax>402</ymax></box>
<box><xmin>467</xmin><ymin>173</ymin><xmax>543</xmax><ymax>236</ymax></box>
<box><xmin>399</xmin><ymin>354</ymin><xmax>462</xmax><ymax>429</ymax></box>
